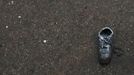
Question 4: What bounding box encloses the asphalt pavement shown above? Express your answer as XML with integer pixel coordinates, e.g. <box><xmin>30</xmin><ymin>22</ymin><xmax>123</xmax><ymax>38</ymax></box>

<box><xmin>0</xmin><ymin>0</ymin><xmax>134</xmax><ymax>75</ymax></box>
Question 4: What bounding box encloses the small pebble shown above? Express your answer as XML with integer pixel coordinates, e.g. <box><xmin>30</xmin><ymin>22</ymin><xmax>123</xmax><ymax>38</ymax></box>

<box><xmin>8</xmin><ymin>1</ymin><xmax>14</xmax><ymax>5</ymax></box>
<box><xmin>18</xmin><ymin>16</ymin><xmax>22</xmax><ymax>18</ymax></box>
<box><xmin>131</xmin><ymin>41</ymin><xmax>134</xmax><ymax>43</ymax></box>
<box><xmin>127</xmin><ymin>48</ymin><xmax>130</xmax><ymax>52</ymax></box>
<box><xmin>43</xmin><ymin>40</ymin><xmax>47</xmax><ymax>43</ymax></box>
<box><xmin>130</xmin><ymin>25</ymin><xmax>133</xmax><ymax>27</ymax></box>
<box><xmin>6</xmin><ymin>26</ymin><xmax>8</xmax><ymax>28</ymax></box>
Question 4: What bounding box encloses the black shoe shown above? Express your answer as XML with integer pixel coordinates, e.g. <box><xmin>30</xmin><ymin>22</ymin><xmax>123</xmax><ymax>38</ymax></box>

<box><xmin>98</xmin><ymin>27</ymin><xmax>113</xmax><ymax>64</ymax></box>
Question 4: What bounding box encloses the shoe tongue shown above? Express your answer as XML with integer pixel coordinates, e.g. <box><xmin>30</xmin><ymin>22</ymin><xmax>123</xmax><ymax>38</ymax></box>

<box><xmin>101</xmin><ymin>37</ymin><xmax>111</xmax><ymax>45</ymax></box>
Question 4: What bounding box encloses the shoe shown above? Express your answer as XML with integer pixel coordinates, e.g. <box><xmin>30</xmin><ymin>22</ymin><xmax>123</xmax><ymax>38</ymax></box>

<box><xmin>98</xmin><ymin>27</ymin><xmax>113</xmax><ymax>64</ymax></box>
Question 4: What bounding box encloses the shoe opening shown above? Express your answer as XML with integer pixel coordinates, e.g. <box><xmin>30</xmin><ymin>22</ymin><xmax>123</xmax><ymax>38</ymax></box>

<box><xmin>99</xmin><ymin>28</ymin><xmax>113</xmax><ymax>37</ymax></box>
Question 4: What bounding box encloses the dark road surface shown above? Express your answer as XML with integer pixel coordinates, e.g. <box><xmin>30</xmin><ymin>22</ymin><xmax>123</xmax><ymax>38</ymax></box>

<box><xmin>0</xmin><ymin>0</ymin><xmax>134</xmax><ymax>75</ymax></box>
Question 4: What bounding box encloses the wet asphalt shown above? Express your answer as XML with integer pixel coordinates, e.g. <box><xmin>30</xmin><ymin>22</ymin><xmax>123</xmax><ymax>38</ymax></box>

<box><xmin>0</xmin><ymin>0</ymin><xmax>134</xmax><ymax>75</ymax></box>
